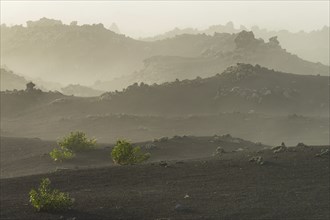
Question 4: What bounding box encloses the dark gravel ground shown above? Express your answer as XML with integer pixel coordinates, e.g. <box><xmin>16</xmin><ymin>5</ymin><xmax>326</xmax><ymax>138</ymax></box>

<box><xmin>1</xmin><ymin>146</ymin><xmax>329</xmax><ymax>220</ymax></box>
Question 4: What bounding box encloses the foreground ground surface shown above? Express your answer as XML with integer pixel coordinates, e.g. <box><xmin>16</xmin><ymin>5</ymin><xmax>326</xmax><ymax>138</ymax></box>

<box><xmin>1</xmin><ymin>145</ymin><xmax>329</xmax><ymax>220</ymax></box>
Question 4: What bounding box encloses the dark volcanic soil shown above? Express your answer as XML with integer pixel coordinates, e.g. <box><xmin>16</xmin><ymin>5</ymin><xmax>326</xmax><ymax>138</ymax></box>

<box><xmin>0</xmin><ymin>135</ymin><xmax>267</xmax><ymax>178</ymax></box>
<box><xmin>1</xmin><ymin>145</ymin><xmax>329</xmax><ymax>220</ymax></box>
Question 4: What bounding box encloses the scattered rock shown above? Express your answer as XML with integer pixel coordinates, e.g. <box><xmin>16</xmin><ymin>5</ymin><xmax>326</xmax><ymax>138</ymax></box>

<box><xmin>213</xmin><ymin>135</ymin><xmax>221</xmax><ymax>141</ymax></box>
<box><xmin>154</xmin><ymin>137</ymin><xmax>169</xmax><ymax>142</ymax></box>
<box><xmin>235</xmin><ymin>148</ymin><xmax>244</xmax><ymax>152</ymax></box>
<box><xmin>316</xmin><ymin>149</ymin><xmax>329</xmax><ymax>157</ymax></box>
<box><xmin>287</xmin><ymin>147</ymin><xmax>297</xmax><ymax>152</ymax></box>
<box><xmin>174</xmin><ymin>204</ymin><xmax>192</xmax><ymax>213</ymax></box>
<box><xmin>159</xmin><ymin>161</ymin><xmax>168</xmax><ymax>167</ymax></box>
<box><xmin>184</xmin><ymin>194</ymin><xmax>190</xmax><ymax>199</ymax></box>
<box><xmin>160</xmin><ymin>137</ymin><xmax>169</xmax><ymax>141</ymax></box>
<box><xmin>272</xmin><ymin>146</ymin><xmax>286</xmax><ymax>153</ymax></box>
<box><xmin>272</xmin><ymin>142</ymin><xmax>287</xmax><ymax>153</ymax></box>
<box><xmin>249</xmin><ymin>156</ymin><xmax>265</xmax><ymax>165</ymax></box>
<box><xmin>229</xmin><ymin>138</ymin><xmax>241</xmax><ymax>144</ymax></box>
<box><xmin>213</xmin><ymin>147</ymin><xmax>226</xmax><ymax>156</ymax></box>
<box><xmin>172</xmin><ymin>135</ymin><xmax>183</xmax><ymax>140</ymax></box>
<box><xmin>222</xmin><ymin>134</ymin><xmax>232</xmax><ymax>139</ymax></box>
<box><xmin>145</xmin><ymin>143</ymin><xmax>157</xmax><ymax>150</ymax></box>
<box><xmin>55</xmin><ymin>167</ymin><xmax>70</xmax><ymax>172</ymax></box>
<box><xmin>296</xmin><ymin>142</ymin><xmax>308</xmax><ymax>148</ymax></box>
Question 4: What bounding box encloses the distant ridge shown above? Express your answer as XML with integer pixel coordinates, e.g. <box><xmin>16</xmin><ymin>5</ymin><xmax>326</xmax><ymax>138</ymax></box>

<box><xmin>0</xmin><ymin>68</ymin><xmax>28</xmax><ymax>91</ymax></box>
<box><xmin>95</xmin><ymin>31</ymin><xmax>329</xmax><ymax>90</ymax></box>
<box><xmin>141</xmin><ymin>21</ymin><xmax>330</xmax><ymax>65</ymax></box>
<box><xmin>1</xmin><ymin>18</ymin><xmax>328</xmax><ymax>87</ymax></box>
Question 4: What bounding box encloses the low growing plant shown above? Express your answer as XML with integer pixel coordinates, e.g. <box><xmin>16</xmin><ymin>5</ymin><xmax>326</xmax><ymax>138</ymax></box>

<box><xmin>58</xmin><ymin>131</ymin><xmax>96</xmax><ymax>152</ymax></box>
<box><xmin>49</xmin><ymin>147</ymin><xmax>75</xmax><ymax>162</ymax></box>
<box><xmin>50</xmin><ymin>131</ymin><xmax>96</xmax><ymax>162</ymax></box>
<box><xmin>111</xmin><ymin>139</ymin><xmax>150</xmax><ymax>165</ymax></box>
<box><xmin>29</xmin><ymin>178</ymin><xmax>74</xmax><ymax>212</ymax></box>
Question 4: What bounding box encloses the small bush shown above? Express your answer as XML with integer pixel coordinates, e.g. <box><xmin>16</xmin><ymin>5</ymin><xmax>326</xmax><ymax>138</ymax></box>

<box><xmin>29</xmin><ymin>178</ymin><xmax>74</xmax><ymax>212</ymax></box>
<box><xmin>50</xmin><ymin>131</ymin><xmax>95</xmax><ymax>162</ymax></box>
<box><xmin>111</xmin><ymin>139</ymin><xmax>150</xmax><ymax>165</ymax></box>
<box><xmin>58</xmin><ymin>131</ymin><xmax>96</xmax><ymax>152</ymax></box>
<box><xmin>49</xmin><ymin>147</ymin><xmax>75</xmax><ymax>162</ymax></box>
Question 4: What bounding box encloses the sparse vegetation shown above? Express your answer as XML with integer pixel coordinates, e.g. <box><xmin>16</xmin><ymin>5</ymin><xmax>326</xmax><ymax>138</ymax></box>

<box><xmin>111</xmin><ymin>139</ymin><xmax>150</xmax><ymax>165</ymax></box>
<box><xmin>49</xmin><ymin>147</ymin><xmax>75</xmax><ymax>162</ymax></box>
<box><xmin>58</xmin><ymin>131</ymin><xmax>96</xmax><ymax>152</ymax></box>
<box><xmin>29</xmin><ymin>178</ymin><xmax>74</xmax><ymax>212</ymax></box>
<box><xmin>50</xmin><ymin>131</ymin><xmax>96</xmax><ymax>162</ymax></box>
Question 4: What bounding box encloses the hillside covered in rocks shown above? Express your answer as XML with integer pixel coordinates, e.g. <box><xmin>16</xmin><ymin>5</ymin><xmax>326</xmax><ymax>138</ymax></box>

<box><xmin>1</xmin><ymin>64</ymin><xmax>328</xmax><ymax>144</ymax></box>
<box><xmin>98</xmin><ymin>63</ymin><xmax>329</xmax><ymax>116</ymax></box>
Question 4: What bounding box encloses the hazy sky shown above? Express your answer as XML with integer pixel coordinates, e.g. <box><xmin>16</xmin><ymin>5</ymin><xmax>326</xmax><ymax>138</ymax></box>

<box><xmin>1</xmin><ymin>1</ymin><xmax>329</xmax><ymax>38</ymax></box>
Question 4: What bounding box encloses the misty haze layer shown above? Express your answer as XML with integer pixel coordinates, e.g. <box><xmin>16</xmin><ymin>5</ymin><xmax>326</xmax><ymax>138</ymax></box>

<box><xmin>1</xmin><ymin>18</ymin><xmax>329</xmax><ymax>89</ymax></box>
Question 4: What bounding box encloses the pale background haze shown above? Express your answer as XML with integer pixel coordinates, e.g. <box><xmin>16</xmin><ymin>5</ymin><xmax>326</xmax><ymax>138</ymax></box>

<box><xmin>1</xmin><ymin>1</ymin><xmax>329</xmax><ymax>38</ymax></box>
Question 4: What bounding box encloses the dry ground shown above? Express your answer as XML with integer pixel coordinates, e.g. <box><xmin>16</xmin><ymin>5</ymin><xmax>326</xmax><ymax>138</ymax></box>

<box><xmin>0</xmin><ymin>135</ymin><xmax>265</xmax><ymax>178</ymax></box>
<box><xmin>0</xmin><ymin>141</ymin><xmax>329</xmax><ymax>220</ymax></box>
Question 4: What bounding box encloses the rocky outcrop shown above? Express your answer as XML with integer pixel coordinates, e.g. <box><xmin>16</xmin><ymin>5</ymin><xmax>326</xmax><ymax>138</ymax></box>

<box><xmin>234</xmin><ymin>31</ymin><xmax>264</xmax><ymax>49</ymax></box>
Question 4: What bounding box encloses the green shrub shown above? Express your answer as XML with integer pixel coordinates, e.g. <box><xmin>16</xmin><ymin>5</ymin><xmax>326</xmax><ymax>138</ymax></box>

<box><xmin>58</xmin><ymin>131</ymin><xmax>96</xmax><ymax>152</ymax></box>
<box><xmin>50</xmin><ymin>131</ymin><xmax>95</xmax><ymax>162</ymax></box>
<box><xmin>49</xmin><ymin>147</ymin><xmax>75</xmax><ymax>162</ymax></box>
<box><xmin>29</xmin><ymin>178</ymin><xmax>74</xmax><ymax>212</ymax></box>
<box><xmin>111</xmin><ymin>139</ymin><xmax>150</xmax><ymax>165</ymax></box>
